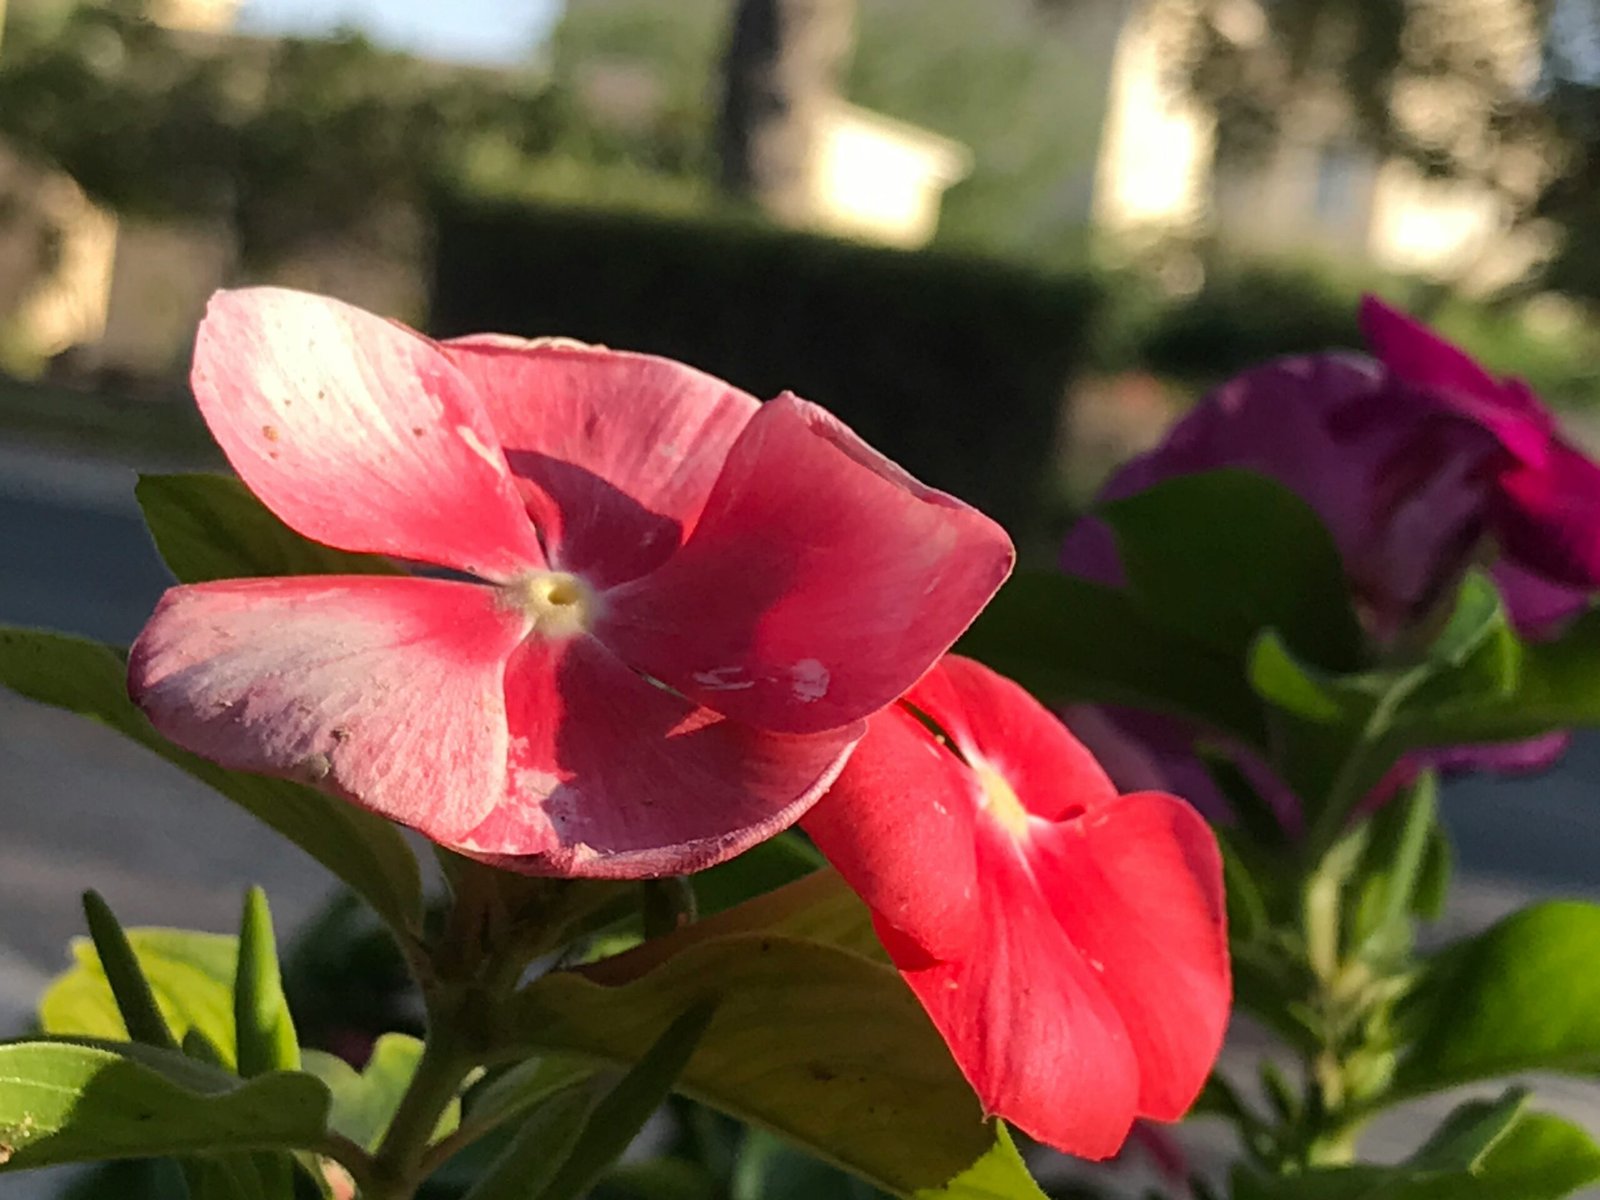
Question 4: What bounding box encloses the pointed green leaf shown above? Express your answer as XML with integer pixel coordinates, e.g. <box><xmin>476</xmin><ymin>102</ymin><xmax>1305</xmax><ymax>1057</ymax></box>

<box><xmin>235</xmin><ymin>888</ymin><xmax>299</xmax><ymax>1076</ymax></box>
<box><xmin>80</xmin><ymin>892</ymin><xmax>178</xmax><ymax>1052</ymax></box>
<box><xmin>459</xmin><ymin>1081</ymin><xmax>601</xmax><ymax>1200</ymax></box>
<box><xmin>136</xmin><ymin>473</ymin><xmax>400</xmax><ymax>584</ymax></box>
<box><xmin>0</xmin><ymin>1040</ymin><xmax>329</xmax><ymax>1170</ymax></box>
<box><xmin>473</xmin><ymin>1003</ymin><xmax>715</xmax><ymax>1200</ymax></box>
<box><xmin>1393</xmin><ymin>902</ymin><xmax>1600</xmax><ymax>1099</ymax></box>
<box><xmin>0</xmin><ymin>629</ymin><xmax>423</xmax><ymax>935</ymax></box>
<box><xmin>453</xmin><ymin>1055</ymin><xmax>600</xmax><ymax>1150</ymax></box>
<box><xmin>41</xmin><ymin>927</ymin><xmax>237</xmax><ymax>1063</ymax></box>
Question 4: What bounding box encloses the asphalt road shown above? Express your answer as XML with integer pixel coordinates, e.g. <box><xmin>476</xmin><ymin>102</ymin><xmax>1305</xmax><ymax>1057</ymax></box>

<box><xmin>2</xmin><ymin>441</ymin><xmax>1599</xmax><ymax>1196</ymax></box>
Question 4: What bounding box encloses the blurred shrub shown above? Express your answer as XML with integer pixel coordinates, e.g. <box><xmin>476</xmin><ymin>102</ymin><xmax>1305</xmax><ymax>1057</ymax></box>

<box><xmin>428</xmin><ymin>197</ymin><xmax>1111</xmax><ymax>542</ymax></box>
<box><xmin>1133</xmin><ymin>259</ymin><xmax>1600</xmax><ymax>408</ymax></box>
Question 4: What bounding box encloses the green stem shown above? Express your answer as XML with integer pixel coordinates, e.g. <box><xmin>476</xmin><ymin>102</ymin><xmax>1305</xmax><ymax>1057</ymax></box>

<box><xmin>1303</xmin><ymin>666</ymin><xmax>1428</xmax><ymax>860</ymax></box>
<box><xmin>364</xmin><ymin>1014</ymin><xmax>475</xmax><ymax>1199</ymax></box>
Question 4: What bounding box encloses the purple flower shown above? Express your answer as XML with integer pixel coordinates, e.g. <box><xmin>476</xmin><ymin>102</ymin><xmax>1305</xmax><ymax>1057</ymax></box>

<box><xmin>1063</xmin><ymin>298</ymin><xmax>1596</xmax><ymax>818</ymax></box>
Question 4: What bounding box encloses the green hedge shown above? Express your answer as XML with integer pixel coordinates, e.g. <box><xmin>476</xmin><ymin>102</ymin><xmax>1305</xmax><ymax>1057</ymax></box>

<box><xmin>427</xmin><ymin>198</ymin><xmax>1109</xmax><ymax>541</ymax></box>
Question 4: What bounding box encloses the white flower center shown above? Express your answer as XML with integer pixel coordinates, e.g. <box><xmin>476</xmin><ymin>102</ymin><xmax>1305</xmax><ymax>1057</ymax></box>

<box><xmin>502</xmin><ymin>571</ymin><xmax>597</xmax><ymax>640</ymax></box>
<box><xmin>975</xmin><ymin>762</ymin><xmax>1031</xmax><ymax>840</ymax></box>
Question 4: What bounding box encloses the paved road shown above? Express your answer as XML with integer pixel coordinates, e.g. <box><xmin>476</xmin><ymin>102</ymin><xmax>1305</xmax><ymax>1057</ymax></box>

<box><xmin>2</xmin><ymin>442</ymin><xmax>1598</xmax><ymax>1196</ymax></box>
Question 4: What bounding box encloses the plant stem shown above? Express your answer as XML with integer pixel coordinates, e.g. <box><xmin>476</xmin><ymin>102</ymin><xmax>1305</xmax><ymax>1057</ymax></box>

<box><xmin>364</xmin><ymin>1013</ymin><xmax>475</xmax><ymax>1199</ymax></box>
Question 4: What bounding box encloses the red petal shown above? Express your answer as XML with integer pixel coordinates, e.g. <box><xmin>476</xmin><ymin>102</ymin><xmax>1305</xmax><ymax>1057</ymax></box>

<box><xmin>1027</xmin><ymin>792</ymin><xmax>1230</xmax><ymax>1121</ymax></box>
<box><xmin>909</xmin><ymin>656</ymin><xmax>1119</xmax><ymax>821</ymax></box>
<box><xmin>457</xmin><ymin>635</ymin><xmax>859</xmax><ymax>878</ymax></box>
<box><xmin>443</xmin><ymin>338</ymin><xmax>759</xmax><ymax>588</ymax></box>
<box><xmin>192</xmin><ymin>289</ymin><xmax>545</xmax><ymax>579</ymax></box>
<box><xmin>129</xmin><ymin>576</ymin><xmax>527</xmax><ymax>842</ymax></box>
<box><xmin>802</xmin><ymin>702</ymin><xmax>982</xmax><ymax>960</ymax></box>
<box><xmin>891</xmin><ymin>819</ymin><xmax>1142</xmax><ymax>1159</ymax></box>
<box><xmin>599</xmin><ymin>396</ymin><xmax>1014</xmax><ymax>734</ymax></box>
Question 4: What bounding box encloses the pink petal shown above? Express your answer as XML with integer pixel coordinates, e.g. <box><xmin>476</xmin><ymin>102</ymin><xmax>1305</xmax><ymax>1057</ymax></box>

<box><xmin>457</xmin><ymin>634</ymin><xmax>860</xmax><ymax>878</ymax></box>
<box><xmin>599</xmin><ymin>396</ymin><xmax>1015</xmax><ymax>734</ymax></box>
<box><xmin>192</xmin><ymin>289</ymin><xmax>545</xmax><ymax>579</ymax></box>
<box><xmin>128</xmin><ymin>576</ymin><xmax>528</xmax><ymax>842</ymax></box>
<box><xmin>1491</xmin><ymin>558</ymin><xmax>1589</xmax><ymax>639</ymax></box>
<box><xmin>888</xmin><ymin>819</ymin><xmax>1142</xmax><ymax>1159</ymax></box>
<box><xmin>443</xmin><ymin>338</ymin><xmax>760</xmax><ymax>588</ymax></box>
<box><xmin>1497</xmin><ymin>441</ymin><xmax>1600</xmax><ymax>587</ymax></box>
<box><xmin>1027</xmin><ymin>791</ymin><xmax>1230</xmax><ymax>1121</ymax></box>
<box><xmin>909</xmin><ymin>656</ymin><xmax>1118</xmax><ymax>822</ymax></box>
<box><xmin>802</xmin><ymin>703</ymin><xmax>983</xmax><ymax>961</ymax></box>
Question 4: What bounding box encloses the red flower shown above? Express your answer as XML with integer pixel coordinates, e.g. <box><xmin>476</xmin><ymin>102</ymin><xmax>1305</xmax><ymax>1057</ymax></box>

<box><xmin>803</xmin><ymin>656</ymin><xmax>1230</xmax><ymax>1158</ymax></box>
<box><xmin>129</xmin><ymin>289</ymin><xmax>1013</xmax><ymax>877</ymax></box>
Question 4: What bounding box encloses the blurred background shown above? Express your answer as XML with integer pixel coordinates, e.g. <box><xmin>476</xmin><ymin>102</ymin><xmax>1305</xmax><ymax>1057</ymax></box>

<box><xmin>5</xmin><ymin>0</ymin><xmax>1600</xmax><ymax>1195</ymax></box>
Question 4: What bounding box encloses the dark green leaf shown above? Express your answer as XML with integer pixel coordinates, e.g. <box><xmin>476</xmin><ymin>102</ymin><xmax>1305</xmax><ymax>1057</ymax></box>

<box><xmin>690</xmin><ymin>832</ymin><xmax>823</xmax><ymax>918</ymax></box>
<box><xmin>1394</xmin><ymin>902</ymin><xmax>1600</xmax><ymax>1098</ymax></box>
<box><xmin>1101</xmin><ymin>469</ymin><xmax>1364</xmax><ymax>671</ymax></box>
<box><xmin>136</xmin><ymin>473</ymin><xmax>400</xmax><ymax>584</ymax></box>
<box><xmin>509</xmin><ymin>914</ymin><xmax>1042</xmax><ymax>1198</ymax></box>
<box><xmin>958</xmin><ymin>569</ymin><xmax>1266</xmax><ymax>746</ymax></box>
<box><xmin>0</xmin><ymin>1040</ymin><xmax>329</xmax><ymax>1169</ymax></box>
<box><xmin>1231</xmin><ymin>1102</ymin><xmax>1600</xmax><ymax>1199</ymax></box>
<box><xmin>0</xmin><ymin>629</ymin><xmax>424</xmax><ymax>935</ymax></box>
<box><xmin>235</xmin><ymin>888</ymin><xmax>299</xmax><ymax>1076</ymax></box>
<box><xmin>454</xmin><ymin>1055</ymin><xmax>599</xmax><ymax>1150</ymax></box>
<box><xmin>80</xmin><ymin>891</ymin><xmax>178</xmax><ymax>1052</ymax></box>
<box><xmin>484</xmin><ymin>1003</ymin><xmax>714</xmax><ymax>1200</ymax></box>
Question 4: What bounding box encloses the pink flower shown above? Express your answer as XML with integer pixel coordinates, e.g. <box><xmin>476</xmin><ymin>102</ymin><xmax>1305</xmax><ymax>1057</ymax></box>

<box><xmin>803</xmin><ymin>656</ymin><xmax>1230</xmax><ymax>1159</ymax></box>
<box><xmin>129</xmin><ymin>288</ymin><xmax>1013</xmax><ymax>877</ymax></box>
<box><xmin>1060</xmin><ymin>298</ymin><xmax>1594</xmax><ymax>816</ymax></box>
<box><xmin>1064</xmin><ymin>297</ymin><xmax>1598</xmax><ymax>641</ymax></box>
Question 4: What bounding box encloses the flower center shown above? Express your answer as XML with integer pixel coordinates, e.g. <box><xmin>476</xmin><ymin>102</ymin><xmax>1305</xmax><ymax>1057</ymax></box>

<box><xmin>975</xmin><ymin>763</ymin><xmax>1031</xmax><ymax>839</ymax></box>
<box><xmin>502</xmin><ymin>571</ymin><xmax>596</xmax><ymax>640</ymax></box>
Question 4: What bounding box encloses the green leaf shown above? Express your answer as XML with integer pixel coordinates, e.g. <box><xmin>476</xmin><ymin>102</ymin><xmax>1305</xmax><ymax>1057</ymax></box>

<box><xmin>454</xmin><ymin>1055</ymin><xmax>600</xmax><ymax>1149</ymax></box>
<box><xmin>0</xmin><ymin>629</ymin><xmax>424</xmax><ymax>935</ymax></box>
<box><xmin>691</xmin><ymin>831</ymin><xmax>824</xmax><ymax>918</ymax></box>
<box><xmin>910</xmin><ymin>1126</ymin><xmax>1044</xmax><ymax>1200</ymax></box>
<box><xmin>0</xmin><ymin>1039</ymin><xmax>329</xmax><ymax>1170</ymax></box>
<box><xmin>459</xmin><ymin>1082</ymin><xmax>599</xmax><ymax>1200</ymax></box>
<box><xmin>474</xmin><ymin>1003</ymin><xmax>715</xmax><ymax>1200</ymax></box>
<box><xmin>136</xmin><ymin>473</ymin><xmax>400</xmax><ymax>583</ymax></box>
<box><xmin>80</xmin><ymin>891</ymin><xmax>178</xmax><ymax>1052</ymax></box>
<box><xmin>958</xmin><ymin>569</ymin><xmax>1266</xmax><ymax>745</ymax></box>
<box><xmin>234</xmin><ymin>888</ymin><xmax>299</xmax><ymax>1076</ymax></box>
<box><xmin>300</xmin><ymin>1034</ymin><xmax>462</xmax><ymax>1152</ymax></box>
<box><xmin>1231</xmin><ymin>1102</ymin><xmax>1600</xmax><ymax>1199</ymax></box>
<box><xmin>41</xmin><ymin>927</ymin><xmax>238</xmax><ymax>1064</ymax></box>
<box><xmin>1101</xmin><ymin>469</ymin><xmax>1364</xmax><ymax>672</ymax></box>
<box><xmin>509</xmin><ymin>925</ymin><xmax>1042</xmax><ymax>1199</ymax></box>
<box><xmin>1393</xmin><ymin>901</ymin><xmax>1600</xmax><ymax>1099</ymax></box>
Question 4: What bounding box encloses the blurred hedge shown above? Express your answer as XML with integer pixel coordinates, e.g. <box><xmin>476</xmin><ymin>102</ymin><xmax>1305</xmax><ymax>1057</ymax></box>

<box><xmin>427</xmin><ymin>197</ymin><xmax>1109</xmax><ymax>542</ymax></box>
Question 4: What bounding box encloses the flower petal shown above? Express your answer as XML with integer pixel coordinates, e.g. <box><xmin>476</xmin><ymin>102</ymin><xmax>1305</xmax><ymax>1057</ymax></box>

<box><xmin>1497</xmin><ymin>442</ymin><xmax>1600</xmax><ymax>588</ymax></box>
<box><xmin>909</xmin><ymin>655</ymin><xmax>1118</xmax><ymax>822</ymax></box>
<box><xmin>128</xmin><ymin>576</ymin><xmax>528</xmax><ymax>842</ymax></box>
<box><xmin>886</xmin><ymin>820</ymin><xmax>1142</xmax><ymax>1159</ymax></box>
<box><xmin>192</xmin><ymin>288</ymin><xmax>545</xmax><ymax>579</ymax></box>
<box><xmin>443</xmin><ymin>338</ymin><xmax>760</xmax><ymax>588</ymax></box>
<box><xmin>599</xmin><ymin>395</ymin><xmax>1015</xmax><ymax>734</ymax></box>
<box><xmin>802</xmin><ymin>702</ymin><xmax>982</xmax><ymax>961</ymax></box>
<box><xmin>1027</xmin><ymin>791</ymin><xmax>1230</xmax><ymax>1122</ymax></box>
<box><xmin>456</xmin><ymin>634</ymin><xmax>859</xmax><ymax>878</ymax></box>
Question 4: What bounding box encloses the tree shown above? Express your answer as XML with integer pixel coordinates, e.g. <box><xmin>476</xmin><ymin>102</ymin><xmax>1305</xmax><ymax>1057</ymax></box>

<box><xmin>716</xmin><ymin>0</ymin><xmax>857</xmax><ymax>222</ymax></box>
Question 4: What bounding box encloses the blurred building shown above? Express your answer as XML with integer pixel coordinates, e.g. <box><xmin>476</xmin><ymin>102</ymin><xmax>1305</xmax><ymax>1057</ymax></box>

<box><xmin>1093</xmin><ymin>0</ymin><xmax>1548</xmax><ymax>291</ymax></box>
<box><xmin>0</xmin><ymin>0</ymin><xmax>423</xmax><ymax>380</ymax></box>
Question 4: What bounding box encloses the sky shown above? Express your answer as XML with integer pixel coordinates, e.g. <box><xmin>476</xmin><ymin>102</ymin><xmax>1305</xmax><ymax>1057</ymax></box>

<box><xmin>236</xmin><ymin>0</ymin><xmax>563</xmax><ymax>65</ymax></box>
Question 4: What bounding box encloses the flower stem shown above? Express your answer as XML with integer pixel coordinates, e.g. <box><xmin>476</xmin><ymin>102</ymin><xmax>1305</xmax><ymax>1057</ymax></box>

<box><xmin>364</xmin><ymin>1012</ymin><xmax>475</xmax><ymax>1199</ymax></box>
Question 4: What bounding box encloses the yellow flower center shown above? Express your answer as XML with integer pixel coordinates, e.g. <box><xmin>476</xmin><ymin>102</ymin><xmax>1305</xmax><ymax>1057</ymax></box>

<box><xmin>503</xmin><ymin>571</ymin><xmax>596</xmax><ymax>639</ymax></box>
<box><xmin>975</xmin><ymin>762</ymin><xmax>1031</xmax><ymax>839</ymax></box>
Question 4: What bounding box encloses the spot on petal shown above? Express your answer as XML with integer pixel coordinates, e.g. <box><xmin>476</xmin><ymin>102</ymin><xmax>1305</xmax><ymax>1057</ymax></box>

<box><xmin>790</xmin><ymin>658</ymin><xmax>830</xmax><ymax>702</ymax></box>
